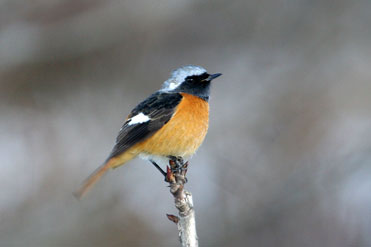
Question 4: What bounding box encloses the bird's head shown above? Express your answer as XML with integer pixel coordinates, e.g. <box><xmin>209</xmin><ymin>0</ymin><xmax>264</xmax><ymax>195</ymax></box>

<box><xmin>161</xmin><ymin>65</ymin><xmax>222</xmax><ymax>101</ymax></box>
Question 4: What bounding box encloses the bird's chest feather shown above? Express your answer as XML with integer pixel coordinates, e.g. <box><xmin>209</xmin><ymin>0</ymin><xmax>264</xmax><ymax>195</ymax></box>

<box><xmin>135</xmin><ymin>93</ymin><xmax>209</xmax><ymax>157</ymax></box>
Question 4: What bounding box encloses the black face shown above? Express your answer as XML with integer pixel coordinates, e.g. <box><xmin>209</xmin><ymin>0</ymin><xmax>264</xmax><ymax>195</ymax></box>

<box><xmin>175</xmin><ymin>72</ymin><xmax>221</xmax><ymax>101</ymax></box>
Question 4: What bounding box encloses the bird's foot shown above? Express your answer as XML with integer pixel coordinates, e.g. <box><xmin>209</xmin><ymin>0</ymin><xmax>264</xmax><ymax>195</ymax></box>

<box><xmin>166</xmin><ymin>156</ymin><xmax>188</xmax><ymax>183</ymax></box>
<box><xmin>168</xmin><ymin>156</ymin><xmax>187</xmax><ymax>172</ymax></box>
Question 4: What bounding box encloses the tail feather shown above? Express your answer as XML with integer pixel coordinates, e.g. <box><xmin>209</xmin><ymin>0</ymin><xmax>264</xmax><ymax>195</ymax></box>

<box><xmin>74</xmin><ymin>158</ymin><xmax>117</xmax><ymax>199</ymax></box>
<box><xmin>75</xmin><ymin>150</ymin><xmax>138</xmax><ymax>199</ymax></box>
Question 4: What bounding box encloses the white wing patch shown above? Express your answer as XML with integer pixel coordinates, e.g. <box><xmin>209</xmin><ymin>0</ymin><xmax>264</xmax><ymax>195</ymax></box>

<box><xmin>128</xmin><ymin>112</ymin><xmax>150</xmax><ymax>125</ymax></box>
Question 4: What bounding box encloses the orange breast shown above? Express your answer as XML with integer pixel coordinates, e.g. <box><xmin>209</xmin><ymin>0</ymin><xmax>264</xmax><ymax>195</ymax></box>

<box><xmin>132</xmin><ymin>93</ymin><xmax>209</xmax><ymax>158</ymax></box>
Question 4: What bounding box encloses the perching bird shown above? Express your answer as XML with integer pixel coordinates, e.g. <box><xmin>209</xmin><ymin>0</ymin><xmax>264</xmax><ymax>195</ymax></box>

<box><xmin>75</xmin><ymin>65</ymin><xmax>222</xmax><ymax>198</ymax></box>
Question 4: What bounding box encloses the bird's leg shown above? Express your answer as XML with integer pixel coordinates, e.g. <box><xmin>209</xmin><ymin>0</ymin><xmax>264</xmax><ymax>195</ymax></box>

<box><xmin>150</xmin><ymin>161</ymin><xmax>167</xmax><ymax>177</ymax></box>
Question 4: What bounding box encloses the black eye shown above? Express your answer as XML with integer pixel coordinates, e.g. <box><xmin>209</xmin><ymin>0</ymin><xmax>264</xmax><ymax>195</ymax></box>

<box><xmin>200</xmin><ymin>73</ymin><xmax>209</xmax><ymax>80</ymax></box>
<box><xmin>186</xmin><ymin>73</ymin><xmax>208</xmax><ymax>82</ymax></box>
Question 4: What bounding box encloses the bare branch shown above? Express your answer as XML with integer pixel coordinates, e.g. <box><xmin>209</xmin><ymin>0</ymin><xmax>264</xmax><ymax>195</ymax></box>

<box><xmin>166</xmin><ymin>159</ymin><xmax>199</xmax><ymax>247</ymax></box>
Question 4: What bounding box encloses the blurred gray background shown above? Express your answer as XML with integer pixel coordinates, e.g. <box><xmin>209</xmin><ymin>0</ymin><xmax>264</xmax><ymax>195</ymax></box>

<box><xmin>1</xmin><ymin>0</ymin><xmax>371</xmax><ymax>246</ymax></box>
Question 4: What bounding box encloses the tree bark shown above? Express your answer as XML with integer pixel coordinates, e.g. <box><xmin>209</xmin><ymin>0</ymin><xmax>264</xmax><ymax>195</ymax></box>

<box><xmin>166</xmin><ymin>161</ymin><xmax>199</xmax><ymax>247</ymax></box>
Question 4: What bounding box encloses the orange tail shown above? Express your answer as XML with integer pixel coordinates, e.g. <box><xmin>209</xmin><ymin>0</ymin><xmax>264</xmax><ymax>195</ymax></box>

<box><xmin>74</xmin><ymin>151</ymin><xmax>137</xmax><ymax>199</ymax></box>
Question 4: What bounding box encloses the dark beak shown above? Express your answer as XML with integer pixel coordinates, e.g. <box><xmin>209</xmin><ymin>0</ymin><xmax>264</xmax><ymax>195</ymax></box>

<box><xmin>207</xmin><ymin>73</ymin><xmax>222</xmax><ymax>81</ymax></box>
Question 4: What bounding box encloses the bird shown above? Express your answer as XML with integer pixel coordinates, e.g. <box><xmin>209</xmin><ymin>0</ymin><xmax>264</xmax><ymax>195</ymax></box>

<box><xmin>75</xmin><ymin>65</ymin><xmax>222</xmax><ymax>198</ymax></box>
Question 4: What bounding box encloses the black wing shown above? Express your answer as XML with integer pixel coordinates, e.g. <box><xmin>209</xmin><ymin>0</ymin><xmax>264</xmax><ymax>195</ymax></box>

<box><xmin>107</xmin><ymin>91</ymin><xmax>183</xmax><ymax>159</ymax></box>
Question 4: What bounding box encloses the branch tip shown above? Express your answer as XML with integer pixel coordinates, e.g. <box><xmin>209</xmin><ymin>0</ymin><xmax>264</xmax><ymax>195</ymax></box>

<box><xmin>166</xmin><ymin>158</ymin><xmax>198</xmax><ymax>246</ymax></box>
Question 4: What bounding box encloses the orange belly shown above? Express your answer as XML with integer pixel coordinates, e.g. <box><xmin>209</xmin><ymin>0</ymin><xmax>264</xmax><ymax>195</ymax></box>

<box><xmin>130</xmin><ymin>93</ymin><xmax>209</xmax><ymax>158</ymax></box>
